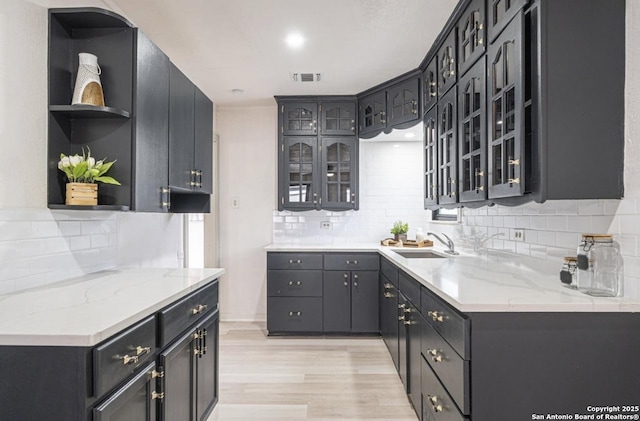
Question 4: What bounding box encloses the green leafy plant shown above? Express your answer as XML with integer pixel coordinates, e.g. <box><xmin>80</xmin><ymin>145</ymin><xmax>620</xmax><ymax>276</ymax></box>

<box><xmin>57</xmin><ymin>147</ymin><xmax>121</xmax><ymax>185</ymax></box>
<box><xmin>390</xmin><ymin>220</ymin><xmax>409</xmax><ymax>235</ymax></box>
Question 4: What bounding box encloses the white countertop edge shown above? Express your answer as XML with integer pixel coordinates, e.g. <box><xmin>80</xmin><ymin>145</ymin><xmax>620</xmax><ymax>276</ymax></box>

<box><xmin>266</xmin><ymin>244</ymin><xmax>640</xmax><ymax>313</ymax></box>
<box><xmin>0</xmin><ymin>268</ymin><xmax>225</xmax><ymax>347</ymax></box>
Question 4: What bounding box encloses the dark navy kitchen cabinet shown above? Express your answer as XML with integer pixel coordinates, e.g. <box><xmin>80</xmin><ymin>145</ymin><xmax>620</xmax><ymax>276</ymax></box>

<box><xmin>424</xmin><ymin>105</ymin><xmax>439</xmax><ymax>208</ymax></box>
<box><xmin>458</xmin><ymin>57</ymin><xmax>487</xmax><ymax>203</ymax></box>
<box><xmin>277</xmin><ymin>97</ymin><xmax>359</xmax><ymax>211</ymax></box>
<box><xmin>437</xmin><ymin>30</ymin><xmax>457</xmax><ymax>97</ymax></box>
<box><xmin>487</xmin><ymin>12</ymin><xmax>524</xmax><ymax>199</ymax></box>
<box><xmin>48</xmin><ymin>8</ymin><xmax>212</xmax><ymax>213</ymax></box>
<box><xmin>487</xmin><ymin>0</ymin><xmax>528</xmax><ymax>43</ymax></box>
<box><xmin>437</xmin><ymin>87</ymin><xmax>458</xmax><ymax>205</ymax></box>
<box><xmin>422</xmin><ymin>57</ymin><xmax>438</xmax><ymax>115</ymax></box>
<box><xmin>323</xmin><ymin>270</ymin><xmax>379</xmax><ymax>333</ymax></box>
<box><xmin>457</xmin><ymin>0</ymin><xmax>486</xmax><ymax>77</ymax></box>
<box><xmin>358</xmin><ymin>72</ymin><xmax>422</xmax><ymax>138</ymax></box>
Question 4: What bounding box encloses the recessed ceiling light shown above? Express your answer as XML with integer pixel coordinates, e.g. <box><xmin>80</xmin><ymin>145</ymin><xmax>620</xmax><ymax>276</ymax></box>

<box><xmin>286</xmin><ymin>32</ymin><xmax>305</xmax><ymax>49</ymax></box>
<box><xmin>404</xmin><ymin>132</ymin><xmax>416</xmax><ymax>139</ymax></box>
<box><xmin>231</xmin><ymin>88</ymin><xmax>244</xmax><ymax>95</ymax></box>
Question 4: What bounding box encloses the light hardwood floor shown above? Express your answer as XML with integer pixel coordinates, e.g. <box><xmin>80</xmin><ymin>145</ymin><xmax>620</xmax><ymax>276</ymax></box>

<box><xmin>208</xmin><ymin>322</ymin><xmax>419</xmax><ymax>421</ymax></box>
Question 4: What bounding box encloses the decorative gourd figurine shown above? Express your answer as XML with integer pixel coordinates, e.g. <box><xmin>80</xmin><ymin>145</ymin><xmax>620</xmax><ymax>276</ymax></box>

<box><xmin>72</xmin><ymin>53</ymin><xmax>105</xmax><ymax>106</ymax></box>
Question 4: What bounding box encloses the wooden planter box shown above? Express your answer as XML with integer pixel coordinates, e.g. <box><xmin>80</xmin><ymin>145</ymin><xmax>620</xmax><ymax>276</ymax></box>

<box><xmin>65</xmin><ymin>183</ymin><xmax>98</xmax><ymax>206</ymax></box>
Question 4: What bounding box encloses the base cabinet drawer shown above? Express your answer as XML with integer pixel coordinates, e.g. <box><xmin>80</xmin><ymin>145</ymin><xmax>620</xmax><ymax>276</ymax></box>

<box><xmin>267</xmin><ymin>270</ymin><xmax>323</xmax><ymax>297</ymax></box>
<box><xmin>324</xmin><ymin>253</ymin><xmax>379</xmax><ymax>271</ymax></box>
<box><xmin>267</xmin><ymin>297</ymin><xmax>323</xmax><ymax>332</ymax></box>
<box><xmin>93</xmin><ymin>362</ymin><xmax>158</xmax><ymax>421</ymax></box>
<box><xmin>267</xmin><ymin>253</ymin><xmax>323</xmax><ymax>270</ymax></box>
<box><xmin>422</xmin><ymin>317</ymin><xmax>470</xmax><ymax>414</ymax></box>
<box><xmin>421</xmin><ymin>287</ymin><xmax>470</xmax><ymax>359</ymax></box>
<box><xmin>159</xmin><ymin>281</ymin><xmax>218</xmax><ymax>347</ymax></box>
<box><xmin>93</xmin><ymin>315</ymin><xmax>157</xmax><ymax>397</ymax></box>
<box><xmin>422</xmin><ymin>358</ymin><xmax>467</xmax><ymax>421</ymax></box>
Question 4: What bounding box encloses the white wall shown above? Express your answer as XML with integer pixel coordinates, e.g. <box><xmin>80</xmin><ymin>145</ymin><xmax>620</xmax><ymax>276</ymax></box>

<box><xmin>0</xmin><ymin>0</ymin><xmax>183</xmax><ymax>295</ymax></box>
<box><xmin>216</xmin><ymin>105</ymin><xmax>276</xmax><ymax>321</ymax></box>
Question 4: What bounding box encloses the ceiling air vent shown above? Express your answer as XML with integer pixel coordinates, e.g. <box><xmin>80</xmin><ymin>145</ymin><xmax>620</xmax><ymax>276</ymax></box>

<box><xmin>290</xmin><ymin>72</ymin><xmax>323</xmax><ymax>82</ymax></box>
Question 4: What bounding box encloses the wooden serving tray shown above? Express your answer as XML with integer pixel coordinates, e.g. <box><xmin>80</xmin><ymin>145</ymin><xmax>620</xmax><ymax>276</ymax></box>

<box><xmin>380</xmin><ymin>238</ymin><xmax>433</xmax><ymax>248</ymax></box>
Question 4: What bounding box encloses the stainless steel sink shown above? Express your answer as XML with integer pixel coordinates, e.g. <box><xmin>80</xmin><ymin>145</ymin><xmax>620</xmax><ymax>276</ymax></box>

<box><xmin>392</xmin><ymin>250</ymin><xmax>447</xmax><ymax>259</ymax></box>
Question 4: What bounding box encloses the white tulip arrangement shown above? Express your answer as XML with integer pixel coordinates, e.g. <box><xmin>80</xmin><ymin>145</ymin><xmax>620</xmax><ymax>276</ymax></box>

<box><xmin>57</xmin><ymin>147</ymin><xmax>121</xmax><ymax>185</ymax></box>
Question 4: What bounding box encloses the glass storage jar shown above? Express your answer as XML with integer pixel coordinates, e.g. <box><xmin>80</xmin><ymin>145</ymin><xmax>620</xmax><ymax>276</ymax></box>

<box><xmin>559</xmin><ymin>256</ymin><xmax>578</xmax><ymax>289</ymax></box>
<box><xmin>576</xmin><ymin>234</ymin><xmax>623</xmax><ymax>297</ymax></box>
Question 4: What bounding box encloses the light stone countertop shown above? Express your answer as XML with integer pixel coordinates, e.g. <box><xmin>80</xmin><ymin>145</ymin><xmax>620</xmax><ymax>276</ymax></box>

<box><xmin>0</xmin><ymin>268</ymin><xmax>224</xmax><ymax>347</ymax></box>
<box><xmin>265</xmin><ymin>244</ymin><xmax>640</xmax><ymax>312</ymax></box>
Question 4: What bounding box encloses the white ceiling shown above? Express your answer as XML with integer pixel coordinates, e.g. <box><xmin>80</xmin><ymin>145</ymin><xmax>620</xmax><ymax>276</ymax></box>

<box><xmin>31</xmin><ymin>0</ymin><xmax>459</xmax><ymax>106</ymax></box>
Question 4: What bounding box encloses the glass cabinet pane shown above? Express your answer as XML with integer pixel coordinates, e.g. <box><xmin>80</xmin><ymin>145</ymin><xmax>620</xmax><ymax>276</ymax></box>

<box><xmin>327</xmin><ymin>143</ymin><xmax>338</xmax><ymax>161</ymax></box>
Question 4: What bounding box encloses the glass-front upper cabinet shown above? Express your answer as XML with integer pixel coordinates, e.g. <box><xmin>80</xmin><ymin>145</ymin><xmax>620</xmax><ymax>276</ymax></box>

<box><xmin>321</xmin><ymin>102</ymin><xmax>356</xmax><ymax>136</ymax></box>
<box><xmin>487</xmin><ymin>12</ymin><xmax>524</xmax><ymax>199</ymax></box>
<box><xmin>422</xmin><ymin>57</ymin><xmax>438</xmax><ymax>115</ymax></box>
<box><xmin>457</xmin><ymin>0</ymin><xmax>486</xmax><ymax>77</ymax></box>
<box><xmin>437</xmin><ymin>29</ymin><xmax>457</xmax><ymax>97</ymax></box>
<box><xmin>458</xmin><ymin>58</ymin><xmax>487</xmax><ymax>203</ymax></box>
<box><xmin>437</xmin><ymin>87</ymin><xmax>458</xmax><ymax>205</ymax></box>
<box><xmin>280</xmin><ymin>137</ymin><xmax>319</xmax><ymax>210</ymax></box>
<box><xmin>387</xmin><ymin>78</ymin><xmax>420</xmax><ymax>127</ymax></box>
<box><xmin>358</xmin><ymin>91</ymin><xmax>387</xmax><ymax>136</ymax></box>
<box><xmin>321</xmin><ymin>137</ymin><xmax>358</xmax><ymax>210</ymax></box>
<box><xmin>424</xmin><ymin>105</ymin><xmax>438</xmax><ymax>209</ymax></box>
<box><xmin>488</xmin><ymin>0</ymin><xmax>528</xmax><ymax>43</ymax></box>
<box><xmin>282</xmin><ymin>102</ymin><xmax>318</xmax><ymax>136</ymax></box>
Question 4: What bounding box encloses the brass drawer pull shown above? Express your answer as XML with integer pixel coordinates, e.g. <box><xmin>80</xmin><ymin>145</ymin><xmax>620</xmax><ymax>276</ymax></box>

<box><xmin>288</xmin><ymin>281</ymin><xmax>301</xmax><ymax>286</ymax></box>
<box><xmin>428</xmin><ymin>310</ymin><xmax>444</xmax><ymax>322</ymax></box>
<box><xmin>151</xmin><ymin>391</ymin><xmax>165</xmax><ymax>400</ymax></box>
<box><xmin>428</xmin><ymin>395</ymin><xmax>443</xmax><ymax>412</ymax></box>
<box><xmin>289</xmin><ymin>259</ymin><xmax>302</xmax><ymax>264</ymax></box>
<box><xmin>122</xmin><ymin>354</ymin><xmax>139</xmax><ymax>365</ymax></box>
<box><xmin>384</xmin><ymin>283</ymin><xmax>392</xmax><ymax>289</ymax></box>
<box><xmin>289</xmin><ymin>311</ymin><xmax>301</xmax><ymax>316</ymax></box>
<box><xmin>384</xmin><ymin>292</ymin><xmax>392</xmax><ymax>298</ymax></box>
<box><xmin>427</xmin><ymin>349</ymin><xmax>444</xmax><ymax>363</ymax></box>
<box><xmin>191</xmin><ymin>304</ymin><xmax>208</xmax><ymax>315</ymax></box>
<box><xmin>135</xmin><ymin>346</ymin><xmax>151</xmax><ymax>356</ymax></box>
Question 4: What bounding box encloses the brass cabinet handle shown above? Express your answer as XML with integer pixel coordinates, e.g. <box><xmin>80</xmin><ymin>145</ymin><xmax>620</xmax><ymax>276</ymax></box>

<box><xmin>508</xmin><ymin>178</ymin><xmax>521</xmax><ymax>184</ymax></box>
<box><xmin>403</xmin><ymin>320</ymin><xmax>411</xmax><ymax>326</ymax></box>
<box><xmin>428</xmin><ymin>349</ymin><xmax>444</xmax><ymax>363</ymax></box>
<box><xmin>191</xmin><ymin>304</ymin><xmax>208</xmax><ymax>315</ymax></box>
<box><xmin>289</xmin><ymin>259</ymin><xmax>302</xmax><ymax>264</ymax></box>
<box><xmin>122</xmin><ymin>354</ymin><xmax>139</xmax><ymax>365</ymax></box>
<box><xmin>428</xmin><ymin>395</ymin><xmax>443</xmax><ymax>412</ymax></box>
<box><xmin>384</xmin><ymin>292</ymin><xmax>392</xmax><ymax>298</ymax></box>
<box><xmin>398</xmin><ymin>315</ymin><xmax>405</xmax><ymax>321</ymax></box>
<box><xmin>288</xmin><ymin>311</ymin><xmax>301</xmax><ymax>316</ymax></box>
<box><xmin>135</xmin><ymin>346</ymin><xmax>151</xmax><ymax>356</ymax></box>
<box><xmin>151</xmin><ymin>391</ymin><xmax>165</xmax><ymax>400</ymax></box>
<box><xmin>404</xmin><ymin>307</ymin><xmax>411</xmax><ymax>313</ymax></box>
<box><xmin>288</xmin><ymin>281</ymin><xmax>302</xmax><ymax>286</ymax></box>
<box><xmin>384</xmin><ymin>283</ymin><xmax>392</xmax><ymax>289</ymax></box>
<box><xmin>428</xmin><ymin>310</ymin><xmax>444</xmax><ymax>322</ymax></box>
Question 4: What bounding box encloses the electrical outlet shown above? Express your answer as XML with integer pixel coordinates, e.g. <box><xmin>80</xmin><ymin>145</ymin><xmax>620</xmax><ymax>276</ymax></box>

<box><xmin>231</xmin><ymin>197</ymin><xmax>239</xmax><ymax>208</ymax></box>
<box><xmin>513</xmin><ymin>229</ymin><xmax>525</xmax><ymax>242</ymax></box>
<box><xmin>320</xmin><ymin>221</ymin><xmax>332</xmax><ymax>230</ymax></box>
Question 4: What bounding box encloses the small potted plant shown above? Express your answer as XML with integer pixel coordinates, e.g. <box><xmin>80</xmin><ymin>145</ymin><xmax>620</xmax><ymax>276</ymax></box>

<box><xmin>58</xmin><ymin>147</ymin><xmax>120</xmax><ymax>206</ymax></box>
<box><xmin>390</xmin><ymin>220</ymin><xmax>409</xmax><ymax>242</ymax></box>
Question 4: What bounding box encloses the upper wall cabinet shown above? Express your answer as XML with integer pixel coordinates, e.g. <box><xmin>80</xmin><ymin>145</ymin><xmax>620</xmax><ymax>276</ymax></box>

<box><xmin>282</xmin><ymin>102</ymin><xmax>318</xmax><ymax>136</ymax></box>
<box><xmin>457</xmin><ymin>0</ymin><xmax>486</xmax><ymax>77</ymax></box>
<box><xmin>48</xmin><ymin>8</ymin><xmax>213</xmax><ymax>213</ymax></box>
<box><xmin>437</xmin><ymin>30</ymin><xmax>457</xmax><ymax>97</ymax></box>
<box><xmin>358</xmin><ymin>73</ymin><xmax>421</xmax><ymax>138</ymax></box>
<box><xmin>387</xmin><ymin>78</ymin><xmax>420</xmax><ymax>126</ymax></box>
<box><xmin>487</xmin><ymin>0</ymin><xmax>528</xmax><ymax>43</ymax></box>
<box><xmin>422</xmin><ymin>57</ymin><xmax>438</xmax><ymax>115</ymax></box>
<box><xmin>277</xmin><ymin>97</ymin><xmax>359</xmax><ymax>211</ymax></box>
<box><xmin>358</xmin><ymin>91</ymin><xmax>387</xmax><ymax>136</ymax></box>
<box><xmin>458</xmin><ymin>57</ymin><xmax>487</xmax><ymax>203</ymax></box>
<box><xmin>321</xmin><ymin>102</ymin><xmax>356</xmax><ymax>136</ymax></box>
<box><xmin>487</xmin><ymin>13</ymin><xmax>524</xmax><ymax>199</ymax></box>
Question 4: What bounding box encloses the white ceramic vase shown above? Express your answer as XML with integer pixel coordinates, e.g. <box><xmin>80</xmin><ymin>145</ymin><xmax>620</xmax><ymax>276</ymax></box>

<box><xmin>71</xmin><ymin>53</ymin><xmax>105</xmax><ymax>106</ymax></box>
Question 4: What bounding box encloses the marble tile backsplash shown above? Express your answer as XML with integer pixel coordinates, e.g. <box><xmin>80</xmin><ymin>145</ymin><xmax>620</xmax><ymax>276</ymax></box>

<box><xmin>0</xmin><ymin>209</ymin><xmax>118</xmax><ymax>294</ymax></box>
<box><xmin>0</xmin><ymin>209</ymin><xmax>183</xmax><ymax>295</ymax></box>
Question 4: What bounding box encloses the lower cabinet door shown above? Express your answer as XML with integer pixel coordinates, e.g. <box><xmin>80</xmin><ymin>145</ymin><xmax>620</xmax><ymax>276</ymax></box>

<box><xmin>93</xmin><ymin>362</ymin><xmax>158</xmax><ymax>421</ymax></box>
<box><xmin>398</xmin><ymin>293</ymin><xmax>409</xmax><ymax>392</ymax></box>
<box><xmin>408</xmin><ymin>305</ymin><xmax>423</xmax><ymax>415</ymax></box>
<box><xmin>159</xmin><ymin>328</ymin><xmax>196</xmax><ymax>421</ymax></box>
<box><xmin>351</xmin><ymin>271</ymin><xmax>379</xmax><ymax>333</ymax></box>
<box><xmin>196</xmin><ymin>311</ymin><xmax>219</xmax><ymax>421</ymax></box>
<box><xmin>323</xmin><ymin>271</ymin><xmax>351</xmax><ymax>332</ymax></box>
<box><xmin>381</xmin><ymin>278</ymin><xmax>399</xmax><ymax>370</ymax></box>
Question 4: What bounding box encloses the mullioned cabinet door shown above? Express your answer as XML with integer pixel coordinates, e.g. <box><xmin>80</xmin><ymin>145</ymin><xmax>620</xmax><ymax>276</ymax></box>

<box><xmin>282</xmin><ymin>102</ymin><xmax>318</xmax><ymax>136</ymax></box>
<box><xmin>487</xmin><ymin>12</ymin><xmax>525</xmax><ymax>199</ymax></box>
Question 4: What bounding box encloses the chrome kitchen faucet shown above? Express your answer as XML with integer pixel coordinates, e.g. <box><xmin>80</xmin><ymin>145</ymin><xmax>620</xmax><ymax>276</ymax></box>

<box><xmin>427</xmin><ymin>232</ymin><xmax>459</xmax><ymax>255</ymax></box>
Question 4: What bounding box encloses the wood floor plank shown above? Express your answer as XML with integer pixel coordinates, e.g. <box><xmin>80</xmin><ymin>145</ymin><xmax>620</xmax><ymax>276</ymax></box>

<box><xmin>208</xmin><ymin>321</ymin><xmax>418</xmax><ymax>421</ymax></box>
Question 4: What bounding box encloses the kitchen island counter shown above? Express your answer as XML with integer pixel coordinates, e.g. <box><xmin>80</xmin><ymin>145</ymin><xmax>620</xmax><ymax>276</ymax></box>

<box><xmin>0</xmin><ymin>268</ymin><xmax>224</xmax><ymax>346</ymax></box>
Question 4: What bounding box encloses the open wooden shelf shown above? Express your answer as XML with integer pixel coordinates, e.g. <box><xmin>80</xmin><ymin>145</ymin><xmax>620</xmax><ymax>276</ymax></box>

<box><xmin>48</xmin><ymin>204</ymin><xmax>130</xmax><ymax>211</ymax></box>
